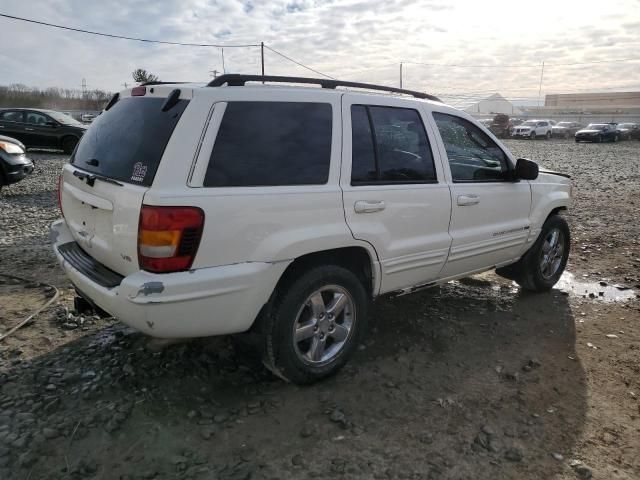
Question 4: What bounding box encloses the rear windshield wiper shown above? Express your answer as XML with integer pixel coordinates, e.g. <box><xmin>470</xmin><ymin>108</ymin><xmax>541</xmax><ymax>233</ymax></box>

<box><xmin>73</xmin><ymin>169</ymin><xmax>123</xmax><ymax>187</ymax></box>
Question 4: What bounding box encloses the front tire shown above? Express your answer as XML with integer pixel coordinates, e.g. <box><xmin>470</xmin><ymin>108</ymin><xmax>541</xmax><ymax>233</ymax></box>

<box><xmin>497</xmin><ymin>215</ymin><xmax>570</xmax><ymax>292</ymax></box>
<box><xmin>546</xmin><ymin>131</ymin><xmax>552</xmax><ymax>139</ymax></box>
<box><xmin>262</xmin><ymin>265</ymin><xmax>369</xmax><ymax>384</ymax></box>
<box><xmin>530</xmin><ymin>131</ymin><xmax>536</xmax><ymax>140</ymax></box>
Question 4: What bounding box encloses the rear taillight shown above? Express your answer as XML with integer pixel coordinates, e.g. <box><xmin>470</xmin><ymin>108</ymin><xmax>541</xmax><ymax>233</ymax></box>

<box><xmin>57</xmin><ymin>174</ymin><xmax>64</xmax><ymax>217</ymax></box>
<box><xmin>138</xmin><ymin>205</ymin><xmax>204</xmax><ymax>273</ymax></box>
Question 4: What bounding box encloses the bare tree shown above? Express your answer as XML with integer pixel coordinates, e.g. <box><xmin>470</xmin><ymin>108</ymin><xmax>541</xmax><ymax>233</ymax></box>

<box><xmin>132</xmin><ymin>69</ymin><xmax>159</xmax><ymax>84</ymax></box>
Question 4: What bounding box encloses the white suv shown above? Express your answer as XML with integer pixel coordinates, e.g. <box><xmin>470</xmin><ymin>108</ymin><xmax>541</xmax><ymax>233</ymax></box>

<box><xmin>512</xmin><ymin>119</ymin><xmax>553</xmax><ymax>139</ymax></box>
<box><xmin>51</xmin><ymin>75</ymin><xmax>571</xmax><ymax>384</ymax></box>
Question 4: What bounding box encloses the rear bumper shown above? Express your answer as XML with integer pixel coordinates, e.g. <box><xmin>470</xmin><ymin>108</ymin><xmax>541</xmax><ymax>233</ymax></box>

<box><xmin>51</xmin><ymin>219</ymin><xmax>289</xmax><ymax>338</ymax></box>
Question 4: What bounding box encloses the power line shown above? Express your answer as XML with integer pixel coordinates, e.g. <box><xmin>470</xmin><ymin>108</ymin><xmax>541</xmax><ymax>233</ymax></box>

<box><xmin>263</xmin><ymin>45</ymin><xmax>336</xmax><ymax>79</ymax></box>
<box><xmin>402</xmin><ymin>57</ymin><xmax>640</xmax><ymax>68</ymax></box>
<box><xmin>0</xmin><ymin>13</ymin><xmax>259</xmax><ymax>48</ymax></box>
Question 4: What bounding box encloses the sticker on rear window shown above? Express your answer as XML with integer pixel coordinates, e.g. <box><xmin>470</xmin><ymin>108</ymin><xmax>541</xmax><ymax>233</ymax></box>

<box><xmin>131</xmin><ymin>162</ymin><xmax>148</xmax><ymax>182</ymax></box>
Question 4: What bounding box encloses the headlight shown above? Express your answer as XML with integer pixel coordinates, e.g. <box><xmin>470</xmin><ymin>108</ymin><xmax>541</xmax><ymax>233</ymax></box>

<box><xmin>0</xmin><ymin>141</ymin><xmax>25</xmax><ymax>154</ymax></box>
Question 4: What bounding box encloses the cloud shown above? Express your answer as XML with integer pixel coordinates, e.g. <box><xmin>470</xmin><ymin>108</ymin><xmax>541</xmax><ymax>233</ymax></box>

<box><xmin>0</xmin><ymin>0</ymin><xmax>638</xmax><ymax>103</ymax></box>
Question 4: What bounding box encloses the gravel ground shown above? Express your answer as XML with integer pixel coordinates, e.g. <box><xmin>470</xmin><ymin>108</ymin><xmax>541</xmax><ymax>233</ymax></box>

<box><xmin>0</xmin><ymin>140</ymin><xmax>639</xmax><ymax>479</ymax></box>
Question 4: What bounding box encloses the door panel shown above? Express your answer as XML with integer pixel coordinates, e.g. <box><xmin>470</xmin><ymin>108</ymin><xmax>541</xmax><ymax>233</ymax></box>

<box><xmin>0</xmin><ymin>111</ymin><xmax>27</xmax><ymax>143</ymax></box>
<box><xmin>340</xmin><ymin>95</ymin><xmax>452</xmax><ymax>293</ymax></box>
<box><xmin>429</xmin><ymin>111</ymin><xmax>532</xmax><ymax>277</ymax></box>
<box><xmin>441</xmin><ymin>182</ymin><xmax>531</xmax><ymax>276</ymax></box>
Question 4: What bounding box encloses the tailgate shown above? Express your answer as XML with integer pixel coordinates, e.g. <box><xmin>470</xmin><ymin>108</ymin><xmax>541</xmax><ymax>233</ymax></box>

<box><xmin>60</xmin><ymin>164</ymin><xmax>147</xmax><ymax>276</ymax></box>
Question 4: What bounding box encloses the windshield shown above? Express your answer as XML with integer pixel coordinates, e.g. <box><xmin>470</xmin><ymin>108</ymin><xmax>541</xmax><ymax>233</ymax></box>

<box><xmin>47</xmin><ymin>111</ymin><xmax>84</xmax><ymax>126</ymax></box>
<box><xmin>522</xmin><ymin>121</ymin><xmax>537</xmax><ymax>126</ymax></box>
<box><xmin>618</xmin><ymin>123</ymin><xmax>634</xmax><ymax>128</ymax></box>
<box><xmin>586</xmin><ymin>124</ymin><xmax>607</xmax><ymax>130</ymax></box>
<box><xmin>556</xmin><ymin>122</ymin><xmax>572</xmax><ymax>127</ymax></box>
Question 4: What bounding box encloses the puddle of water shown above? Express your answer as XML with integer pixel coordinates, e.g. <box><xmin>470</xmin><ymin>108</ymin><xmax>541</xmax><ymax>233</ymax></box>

<box><xmin>555</xmin><ymin>272</ymin><xmax>637</xmax><ymax>302</ymax></box>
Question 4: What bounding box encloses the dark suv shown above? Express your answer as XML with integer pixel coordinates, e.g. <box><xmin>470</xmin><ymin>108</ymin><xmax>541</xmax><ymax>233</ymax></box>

<box><xmin>0</xmin><ymin>108</ymin><xmax>87</xmax><ymax>153</ymax></box>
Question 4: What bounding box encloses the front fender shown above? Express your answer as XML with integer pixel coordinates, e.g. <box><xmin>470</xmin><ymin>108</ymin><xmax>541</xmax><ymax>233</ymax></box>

<box><xmin>524</xmin><ymin>176</ymin><xmax>571</xmax><ymax>251</ymax></box>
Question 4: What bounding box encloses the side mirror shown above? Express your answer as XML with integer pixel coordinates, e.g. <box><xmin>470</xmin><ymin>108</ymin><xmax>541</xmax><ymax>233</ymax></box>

<box><xmin>515</xmin><ymin>158</ymin><xmax>539</xmax><ymax>180</ymax></box>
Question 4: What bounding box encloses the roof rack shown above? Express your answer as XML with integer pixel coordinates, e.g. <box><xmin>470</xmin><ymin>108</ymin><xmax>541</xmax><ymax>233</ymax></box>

<box><xmin>140</xmin><ymin>81</ymin><xmax>193</xmax><ymax>86</ymax></box>
<box><xmin>207</xmin><ymin>74</ymin><xmax>441</xmax><ymax>102</ymax></box>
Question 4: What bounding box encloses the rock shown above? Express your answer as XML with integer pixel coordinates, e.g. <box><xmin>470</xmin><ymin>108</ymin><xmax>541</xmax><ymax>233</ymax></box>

<box><xmin>605</xmin><ymin>334</ymin><xmax>618</xmax><ymax>339</ymax></box>
<box><xmin>213</xmin><ymin>413</ymin><xmax>229</xmax><ymax>423</ymax></box>
<box><xmin>551</xmin><ymin>452</ymin><xmax>564</xmax><ymax>461</ymax></box>
<box><xmin>505</xmin><ymin>371</ymin><xmax>520</xmax><ymax>382</ymax></box>
<box><xmin>418</xmin><ymin>432</ymin><xmax>433</xmax><ymax>444</ymax></box>
<box><xmin>504</xmin><ymin>448</ymin><xmax>523</xmax><ymax>462</ymax></box>
<box><xmin>81</xmin><ymin>370</ymin><xmax>96</xmax><ymax>380</ymax></box>
<box><xmin>62</xmin><ymin>322</ymin><xmax>79</xmax><ymax>330</ymax></box>
<box><xmin>481</xmin><ymin>425</ymin><xmax>495</xmax><ymax>436</ymax></box>
<box><xmin>0</xmin><ymin>446</ymin><xmax>9</xmax><ymax>458</ymax></box>
<box><xmin>574</xmin><ymin>465</ymin><xmax>592</xmax><ymax>479</ymax></box>
<box><xmin>300</xmin><ymin>424</ymin><xmax>316</xmax><ymax>438</ymax></box>
<box><xmin>291</xmin><ymin>454</ymin><xmax>305</xmax><ymax>466</ymax></box>
<box><xmin>18</xmin><ymin>451</ymin><xmax>37</xmax><ymax>468</ymax></box>
<box><xmin>200</xmin><ymin>426</ymin><xmax>216</xmax><ymax>440</ymax></box>
<box><xmin>329</xmin><ymin>408</ymin><xmax>348</xmax><ymax>428</ymax></box>
<box><xmin>42</xmin><ymin>427</ymin><xmax>59</xmax><ymax>439</ymax></box>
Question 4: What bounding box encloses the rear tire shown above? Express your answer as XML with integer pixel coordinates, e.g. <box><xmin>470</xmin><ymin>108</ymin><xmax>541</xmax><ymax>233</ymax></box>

<box><xmin>62</xmin><ymin>136</ymin><xmax>79</xmax><ymax>154</ymax></box>
<box><xmin>262</xmin><ymin>265</ymin><xmax>369</xmax><ymax>384</ymax></box>
<box><xmin>496</xmin><ymin>215</ymin><xmax>570</xmax><ymax>292</ymax></box>
<box><xmin>545</xmin><ymin>131</ymin><xmax>551</xmax><ymax>139</ymax></box>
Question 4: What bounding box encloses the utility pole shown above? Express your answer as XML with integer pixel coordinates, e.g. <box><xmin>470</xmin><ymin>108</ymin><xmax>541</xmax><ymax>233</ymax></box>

<box><xmin>221</xmin><ymin>47</ymin><xmax>226</xmax><ymax>74</ymax></box>
<box><xmin>210</xmin><ymin>69</ymin><xmax>220</xmax><ymax>79</ymax></box>
<box><xmin>121</xmin><ymin>82</ymin><xmax>129</xmax><ymax>89</ymax></box>
<box><xmin>80</xmin><ymin>78</ymin><xmax>88</xmax><ymax>97</ymax></box>
<box><xmin>538</xmin><ymin>60</ymin><xmax>545</xmax><ymax>109</ymax></box>
<box><xmin>261</xmin><ymin>42</ymin><xmax>265</xmax><ymax>78</ymax></box>
<box><xmin>399</xmin><ymin>62</ymin><xmax>403</xmax><ymax>89</ymax></box>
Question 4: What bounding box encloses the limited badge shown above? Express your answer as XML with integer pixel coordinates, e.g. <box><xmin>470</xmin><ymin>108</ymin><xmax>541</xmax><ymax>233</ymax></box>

<box><xmin>131</xmin><ymin>162</ymin><xmax>147</xmax><ymax>182</ymax></box>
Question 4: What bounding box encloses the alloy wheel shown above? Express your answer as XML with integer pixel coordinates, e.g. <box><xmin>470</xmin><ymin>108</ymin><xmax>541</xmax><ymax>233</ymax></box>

<box><xmin>292</xmin><ymin>285</ymin><xmax>355</xmax><ymax>365</ymax></box>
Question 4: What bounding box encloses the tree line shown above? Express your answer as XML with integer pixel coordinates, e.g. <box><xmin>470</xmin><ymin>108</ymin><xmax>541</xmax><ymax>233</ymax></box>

<box><xmin>0</xmin><ymin>84</ymin><xmax>113</xmax><ymax>111</ymax></box>
<box><xmin>0</xmin><ymin>70</ymin><xmax>160</xmax><ymax>112</ymax></box>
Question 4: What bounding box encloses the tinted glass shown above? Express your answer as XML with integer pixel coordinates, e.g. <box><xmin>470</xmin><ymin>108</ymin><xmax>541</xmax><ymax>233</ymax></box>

<box><xmin>25</xmin><ymin>112</ymin><xmax>49</xmax><ymax>125</ymax></box>
<box><xmin>433</xmin><ymin>112</ymin><xmax>509</xmax><ymax>182</ymax></box>
<box><xmin>204</xmin><ymin>102</ymin><xmax>332</xmax><ymax>187</ymax></box>
<box><xmin>72</xmin><ymin>97</ymin><xmax>189</xmax><ymax>186</ymax></box>
<box><xmin>350</xmin><ymin>105</ymin><xmax>377</xmax><ymax>183</ymax></box>
<box><xmin>350</xmin><ymin>105</ymin><xmax>436</xmax><ymax>184</ymax></box>
<box><xmin>0</xmin><ymin>111</ymin><xmax>24</xmax><ymax>123</ymax></box>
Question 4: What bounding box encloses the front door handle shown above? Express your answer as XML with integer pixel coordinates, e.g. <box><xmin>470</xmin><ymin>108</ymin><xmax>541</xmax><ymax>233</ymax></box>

<box><xmin>457</xmin><ymin>194</ymin><xmax>480</xmax><ymax>206</ymax></box>
<box><xmin>25</xmin><ymin>127</ymin><xmax>34</xmax><ymax>131</ymax></box>
<box><xmin>354</xmin><ymin>200</ymin><xmax>386</xmax><ymax>214</ymax></box>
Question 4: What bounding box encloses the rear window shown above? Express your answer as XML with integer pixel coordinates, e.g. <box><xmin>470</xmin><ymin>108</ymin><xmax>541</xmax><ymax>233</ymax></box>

<box><xmin>203</xmin><ymin>101</ymin><xmax>332</xmax><ymax>187</ymax></box>
<box><xmin>72</xmin><ymin>97</ymin><xmax>189</xmax><ymax>186</ymax></box>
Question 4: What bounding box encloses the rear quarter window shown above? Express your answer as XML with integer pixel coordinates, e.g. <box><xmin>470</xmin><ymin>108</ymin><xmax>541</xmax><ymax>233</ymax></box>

<box><xmin>72</xmin><ymin>97</ymin><xmax>189</xmax><ymax>186</ymax></box>
<box><xmin>203</xmin><ymin>101</ymin><xmax>332</xmax><ymax>187</ymax></box>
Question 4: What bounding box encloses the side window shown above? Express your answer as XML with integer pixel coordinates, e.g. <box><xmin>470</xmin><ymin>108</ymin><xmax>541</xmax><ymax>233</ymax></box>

<box><xmin>25</xmin><ymin>112</ymin><xmax>49</xmax><ymax>125</ymax></box>
<box><xmin>350</xmin><ymin>105</ymin><xmax>436</xmax><ymax>185</ymax></box>
<box><xmin>204</xmin><ymin>102</ymin><xmax>332</xmax><ymax>187</ymax></box>
<box><xmin>0</xmin><ymin>111</ymin><xmax>24</xmax><ymax>123</ymax></box>
<box><xmin>432</xmin><ymin>112</ymin><xmax>510</xmax><ymax>182</ymax></box>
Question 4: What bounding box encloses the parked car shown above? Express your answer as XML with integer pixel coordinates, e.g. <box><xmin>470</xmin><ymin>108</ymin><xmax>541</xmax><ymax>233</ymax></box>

<box><xmin>0</xmin><ymin>108</ymin><xmax>87</xmax><ymax>153</ymax></box>
<box><xmin>575</xmin><ymin>123</ymin><xmax>619</xmax><ymax>143</ymax></box>
<box><xmin>81</xmin><ymin>113</ymin><xmax>97</xmax><ymax>123</ymax></box>
<box><xmin>0</xmin><ymin>135</ymin><xmax>34</xmax><ymax>191</ymax></box>
<box><xmin>551</xmin><ymin>121</ymin><xmax>583</xmax><ymax>139</ymax></box>
<box><xmin>51</xmin><ymin>75</ymin><xmax>571</xmax><ymax>384</ymax></box>
<box><xmin>616</xmin><ymin>123</ymin><xmax>638</xmax><ymax>140</ymax></box>
<box><xmin>488</xmin><ymin>114</ymin><xmax>511</xmax><ymax>138</ymax></box>
<box><xmin>512</xmin><ymin>120</ymin><xmax>553</xmax><ymax>139</ymax></box>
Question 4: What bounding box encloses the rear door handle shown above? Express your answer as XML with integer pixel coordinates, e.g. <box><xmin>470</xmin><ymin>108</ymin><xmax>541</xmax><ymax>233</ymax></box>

<box><xmin>354</xmin><ymin>200</ymin><xmax>386</xmax><ymax>213</ymax></box>
<box><xmin>457</xmin><ymin>194</ymin><xmax>480</xmax><ymax>206</ymax></box>
<box><xmin>25</xmin><ymin>127</ymin><xmax>34</xmax><ymax>131</ymax></box>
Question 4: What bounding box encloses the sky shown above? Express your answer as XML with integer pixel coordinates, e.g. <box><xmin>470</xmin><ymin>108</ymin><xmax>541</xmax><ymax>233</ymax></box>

<box><xmin>1</xmin><ymin>0</ymin><xmax>639</xmax><ymax>106</ymax></box>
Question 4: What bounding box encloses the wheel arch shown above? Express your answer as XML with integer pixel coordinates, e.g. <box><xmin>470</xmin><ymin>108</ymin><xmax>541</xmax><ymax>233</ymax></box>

<box><xmin>275</xmin><ymin>246</ymin><xmax>378</xmax><ymax>299</ymax></box>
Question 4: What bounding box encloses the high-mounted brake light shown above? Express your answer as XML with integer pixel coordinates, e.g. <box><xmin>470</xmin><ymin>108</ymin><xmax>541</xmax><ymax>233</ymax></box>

<box><xmin>138</xmin><ymin>206</ymin><xmax>204</xmax><ymax>273</ymax></box>
<box><xmin>131</xmin><ymin>86</ymin><xmax>146</xmax><ymax>96</ymax></box>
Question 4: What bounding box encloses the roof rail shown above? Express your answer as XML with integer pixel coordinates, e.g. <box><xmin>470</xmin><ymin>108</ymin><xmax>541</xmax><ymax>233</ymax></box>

<box><xmin>207</xmin><ymin>74</ymin><xmax>441</xmax><ymax>102</ymax></box>
<box><xmin>140</xmin><ymin>81</ymin><xmax>193</xmax><ymax>86</ymax></box>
